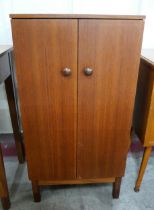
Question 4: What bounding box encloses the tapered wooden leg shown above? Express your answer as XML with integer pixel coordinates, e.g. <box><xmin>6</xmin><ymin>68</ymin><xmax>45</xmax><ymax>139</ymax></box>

<box><xmin>134</xmin><ymin>147</ymin><xmax>152</xmax><ymax>192</ymax></box>
<box><xmin>32</xmin><ymin>181</ymin><xmax>41</xmax><ymax>202</ymax></box>
<box><xmin>112</xmin><ymin>177</ymin><xmax>122</xmax><ymax>199</ymax></box>
<box><xmin>5</xmin><ymin>75</ymin><xmax>25</xmax><ymax>164</ymax></box>
<box><xmin>1</xmin><ymin>197</ymin><xmax>11</xmax><ymax>210</ymax></box>
<box><xmin>0</xmin><ymin>146</ymin><xmax>11</xmax><ymax>210</ymax></box>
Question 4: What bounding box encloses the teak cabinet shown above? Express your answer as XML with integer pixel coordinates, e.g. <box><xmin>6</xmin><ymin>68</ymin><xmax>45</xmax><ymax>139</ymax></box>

<box><xmin>10</xmin><ymin>14</ymin><xmax>145</xmax><ymax>201</ymax></box>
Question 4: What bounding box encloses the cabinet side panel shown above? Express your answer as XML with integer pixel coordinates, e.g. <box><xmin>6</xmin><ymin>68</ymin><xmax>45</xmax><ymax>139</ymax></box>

<box><xmin>78</xmin><ymin>19</ymin><xmax>144</xmax><ymax>178</ymax></box>
<box><xmin>143</xmin><ymin>73</ymin><xmax>154</xmax><ymax>146</ymax></box>
<box><xmin>133</xmin><ymin>59</ymin><xmax>154</xmax><ymax>146</ymax></box>
<box><xmin>11</xmin><ymin>19</ymin><xmax>77</xmax><ymax>180</ymax></box>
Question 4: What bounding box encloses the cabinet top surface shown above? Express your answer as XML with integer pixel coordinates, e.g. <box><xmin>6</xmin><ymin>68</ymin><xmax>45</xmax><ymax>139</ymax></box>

<box><xmin>10</xmin><ymin>14</ymin><xmax>145</xmax><ymax>20</ymax></box>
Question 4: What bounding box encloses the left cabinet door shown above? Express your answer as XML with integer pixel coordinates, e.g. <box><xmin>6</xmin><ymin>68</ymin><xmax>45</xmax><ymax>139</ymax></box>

<box><xmin>11</xmin><ymin>19</ymin><xmax>78</xmax><ymax>180</ymax></box>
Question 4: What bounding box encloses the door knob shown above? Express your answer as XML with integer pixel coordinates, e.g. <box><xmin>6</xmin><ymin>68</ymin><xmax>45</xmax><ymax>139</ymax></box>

<box><xmin>84</xmin><ymin>67</ymin><xmax>93</xmax><ymax>76</ymax></box>
<box><xmin>63</xmin><ymin>67</ymin><xmax>71</xmax><ymax>76</ymax></box>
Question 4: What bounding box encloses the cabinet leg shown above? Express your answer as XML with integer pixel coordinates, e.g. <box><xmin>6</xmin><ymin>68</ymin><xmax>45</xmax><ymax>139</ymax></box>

<box><xmin>5</xmin><ymin>76</ymin><xmax>25</xmax><ymax>164</ymax></box>
<box><xmin>112</xmin><ymin>177</ymin><xmax>122</xmax><ymax>199</ymax></box>
<box><xmin>1</xmin><ymin>197</ymin><xmax>11</xmax><ymax>210</ymax></box>
<box><xmin>32</xmin><ymin>181</ymin><xmax>41</xmax><ymax>202</ymax></box>
<box><xmin>134</xmin><ymin>147</ymin><xmax>152</xmax><ymax>192</ymax></box>
<box><xmin>0</xmin><ymin>147</ymin><xmax>11</xmax><ymax>209</ymax></box>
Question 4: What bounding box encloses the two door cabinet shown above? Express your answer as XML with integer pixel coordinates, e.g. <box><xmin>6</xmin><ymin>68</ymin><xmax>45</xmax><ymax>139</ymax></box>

<box><xmin>10</xmin><ymin>14</ymin><xmax>145</xmax><ymax>201</ymax></box>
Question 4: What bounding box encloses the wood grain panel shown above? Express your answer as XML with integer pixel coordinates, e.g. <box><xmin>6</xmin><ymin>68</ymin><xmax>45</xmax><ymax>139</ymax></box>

<box><xmin>11</xmin><ymin>19</ymin><xmax>77</xmax><ymax>180</ymax></box>
<box><xmin>145</xmin><ymin>92</ymin><xmax>154</xmax><ymax>146</ymax></box>
<box><xmin>78</xmin><ymin>19</ymin><xmax>144</xmax><ymax>179</ymax></box>
<box><xmin>38</xmin><ymin>177</ymin><xmax>115</xmax><ymax>185</ymax></box>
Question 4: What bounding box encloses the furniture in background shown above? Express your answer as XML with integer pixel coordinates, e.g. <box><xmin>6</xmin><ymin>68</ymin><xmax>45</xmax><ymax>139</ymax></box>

<box><xmin>0</xmin><ymin>45</ymin><xmax>25</xmax><ymax>210</ymax></box>
<box><xmin>0</xmin><ymin>147</ymin><xmax>10</xmax><ymax>210</ymax></box>
<box><xmin>11</xmin><ymin>14</ymin><xmax>144</xmax><ymax>201</ymax></box>
<box><xmin>133</xmin><ymin>49</ymin><xmax>154</xmax><ymax>192</ymax></box>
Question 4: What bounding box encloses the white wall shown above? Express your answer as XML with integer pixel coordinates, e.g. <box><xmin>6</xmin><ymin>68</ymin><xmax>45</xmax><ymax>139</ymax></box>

<box><xmin>139</xmin><ymin>0</ymin><xmax>154</xmax><ymax>49</ymax></box>
<box><xmin>0</xmin><ymin>0</ymin><xmax>154</xmax><ymax>133</ymax></box>
<box><xmin>1</xmin><ymin>0</ymin><xmax>154</xmax><ymax>47</ymax></box>
<box><xmin>72</xmin><ymin>0</ymin><xmax>141</xmax><ymax>15</ymax></box>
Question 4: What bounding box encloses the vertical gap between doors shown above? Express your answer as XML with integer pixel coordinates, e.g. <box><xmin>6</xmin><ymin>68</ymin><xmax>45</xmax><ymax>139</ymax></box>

<box><xmin>76</xmin><ymin>19</ymin><xmax>79</xmax><ymax>179</ymax></box>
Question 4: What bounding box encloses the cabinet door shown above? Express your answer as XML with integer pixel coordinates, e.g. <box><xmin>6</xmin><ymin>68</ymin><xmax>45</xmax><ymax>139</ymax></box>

<box><xmin>12</xmin><ymin>19</ymin><xmax>77</xmax><ymax>180</ymax></box>
<box><xmin>78</xmin><ymin>19</ymin><xmax>144</xmax><ymax>178</ymax></box>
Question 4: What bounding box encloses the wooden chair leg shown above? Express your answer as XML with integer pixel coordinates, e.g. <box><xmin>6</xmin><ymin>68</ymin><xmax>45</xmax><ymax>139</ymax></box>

<box><xmin>5</xmin><ymin>75</ymin><xmax>25</xmax><ymax>164</ymax></box>
<box><xmin>32</xmin><ymin>181</ymin><xmax>41</xmax><ymax>202</ymax></box>
<box><xmin>134</xmin><ymin>146</ymin><xmax>152</xmax><ymax>192</ymax></box>
<box><xmin>1</xmin><ymin>197</ymin><xmax>11</xmax><ymax>210</ymax></box>
<box><xmin>0</xmin><ymin>146</ymin><xmax>11</xmax><ymax>210</ymax></box>
<box><xmin>112</xmin><ymin>177</ymin><xmax>122</xmax><ymax>199</ymax></box>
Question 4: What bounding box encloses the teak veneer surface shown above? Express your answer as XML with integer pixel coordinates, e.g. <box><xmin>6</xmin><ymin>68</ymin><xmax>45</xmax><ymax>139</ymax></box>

<box><xmin>10</xmin><ymin>14</ymin><xmax>145</xmax><ymax>20</ymax></box>
<box><xmin>11</xmin><ymin>15</ymin><xmax>144</xmax><ymax>199</ymax></box>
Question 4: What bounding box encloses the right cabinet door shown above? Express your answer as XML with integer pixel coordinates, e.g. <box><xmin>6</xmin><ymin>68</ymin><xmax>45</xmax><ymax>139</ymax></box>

<box><xmin>77</xmin><ymin>19</ymin><xmax>144</xmax><ymax>179</ymax></box>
